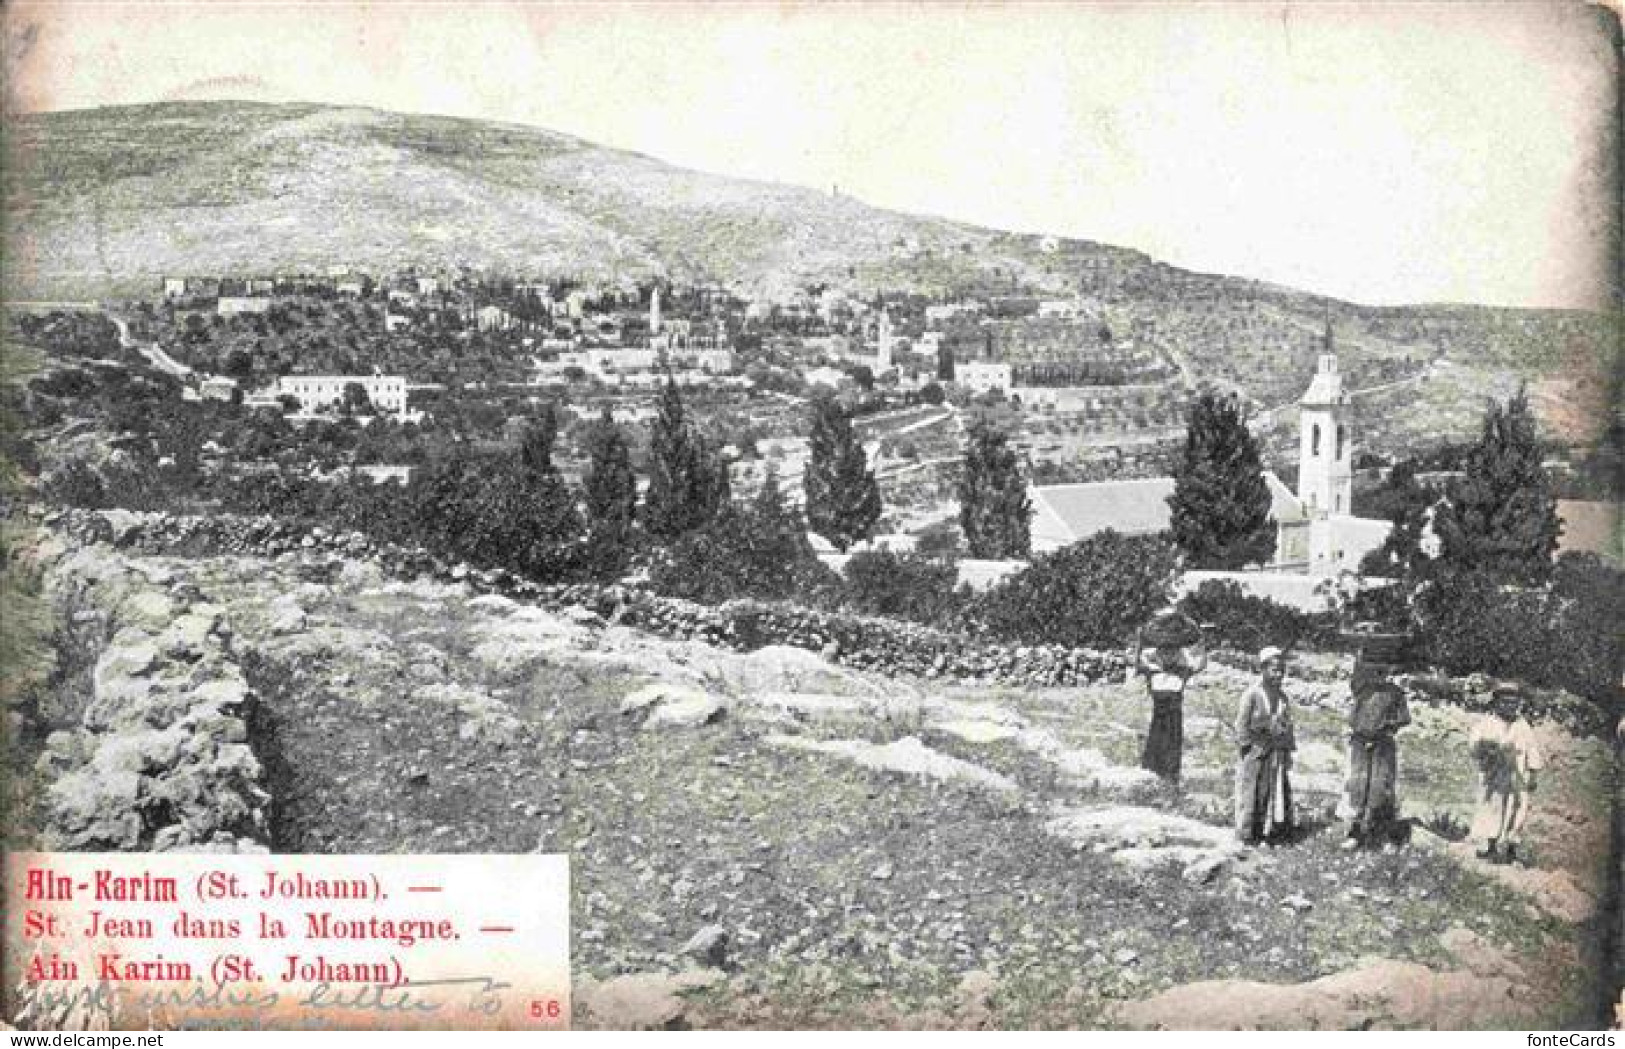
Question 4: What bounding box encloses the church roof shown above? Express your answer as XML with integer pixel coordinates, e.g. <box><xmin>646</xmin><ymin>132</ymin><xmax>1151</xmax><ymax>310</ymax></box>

<box><xmin>1029</xmin><ymin>478</ymin><xmax>1176</xmax><ymax>550</ymax></box>
<box><xmin>1031</xmin><ymin>473</ymin><xmax>1304</xmax><ymax>552</ymax></box>
<box><xmin>1264</xmin><ymin>470</ymin><xmax>1306</xmax><ymax>523</ymax></box>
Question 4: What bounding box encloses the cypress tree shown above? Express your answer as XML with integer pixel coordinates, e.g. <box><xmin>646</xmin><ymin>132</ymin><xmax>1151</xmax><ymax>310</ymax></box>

<box><xmin>644</xmin><ymin>376</ymin><xmax>725</xmax><ymax>541</ymax></box>
<box><xmin>506</xmin><ymin>409</ymin><xmax>583</xmax><ymax>577</ymax></box>
<box><xmin>958</xmin><ymin>415</ymin><xmax>1031</xmax><ymax>558</ymax></box>
<box><xmin>1167</xmin><ymin>391</ymin><xmax>1274</xmax><ymax>569</ymax></box>
<box><xmin>583</xmin><ymin>406</ymin><xmax>638</xmax><ymax>578</ymax></box>
<box><xmin>803</xmin><ymin>395</ymin><xmax>882</xmax><ymax>552</ymax></box>
<box><xmin>1357</xmin><ymin>459</ymin><xmax>1437</xmax><ymax>581</ymax></box>
<box><xmin>1432</xmin><ymin>387</ymin><xmax>1561</xmax><ymax>584</ymax></box>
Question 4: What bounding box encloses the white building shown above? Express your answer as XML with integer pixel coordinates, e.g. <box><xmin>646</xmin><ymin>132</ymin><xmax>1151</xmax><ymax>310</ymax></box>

<box><xmin>198</xmin><ymin>376</ymin><xmax>239</xmax><ymax>402</ymax></box>
<box><xmin>805</xmin><ymin>366</ymin><xmax>849</xmax><ymax>390</ymax></box>
<box><xmin>163</xmin><ymin>277</ymin><xmax>190</xmax><ymax>299</ymax></box>
<box><xmin>675</xmin><ymin>347</ymin><xmax>735</xmax><ymax>373</ymax></box>
<box><xmin>926</xmin><ymin>302</ymin><xmax>982</xmax><ymax>323</ymax></box>
<box><xmin>957</xmin><ymin>361</ymin><xmax>1012</xmax><ymax>394</ymax></box>
<box><xmin>217</xmin><ymin>296</ymin><xmax>271</xmax><ymax>317</ymax></box>
<box><xmin>278</xmin><ymin>375</ymin><xmax>408</xmax><ymax>414</ymax></box>
<box><xmin>472</xmin><ymin>305</ymin><xmax>516</xmax><ymax>332</ymax></box>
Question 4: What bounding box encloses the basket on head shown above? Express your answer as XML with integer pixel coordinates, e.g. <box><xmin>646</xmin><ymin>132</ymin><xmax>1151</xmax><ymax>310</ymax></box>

<box><xmin>1341</xmin><ymin>621</ymin><xmax>1410</xmax><ymax>663</ymax></box>
<box><xmin>1142</xmin><ymin>610</ymin><xmax>1201</xmax><ymax>649</ymax></box>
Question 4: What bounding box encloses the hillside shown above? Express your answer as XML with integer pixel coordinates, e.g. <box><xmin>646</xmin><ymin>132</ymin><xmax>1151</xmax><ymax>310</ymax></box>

<box><xmin>5</xmin><ymin>101</ymin><xmax>1616</xmax><ymax>441</ymax></box>
<box><xmin>3</xmin><ymin>101</ymin><xmax>1083</xmax><ymax>301</ymax></box>
<box><xmin>10</xmin><ymin>510</ymin><xmax>1613</xmax><ymax>1028</ymax></box>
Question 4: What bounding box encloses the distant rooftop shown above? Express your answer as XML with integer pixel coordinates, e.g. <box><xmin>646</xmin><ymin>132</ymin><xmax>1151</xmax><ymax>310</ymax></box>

<box><xmin>1031</xmin><ymin>471</ymin><xmax>1302</xmax><ymax>552</ymax></box>
<box><xmin>1029</xmin><ymin>477</ymin><xmax>1176</xmax><ymax>551</ymax></box>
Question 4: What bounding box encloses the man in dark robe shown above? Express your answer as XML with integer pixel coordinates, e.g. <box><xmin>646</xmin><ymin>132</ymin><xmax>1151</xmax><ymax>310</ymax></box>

<box><xmin>1343</xmin><ymin>658</ymin><xmax>1411</xmax><ymax>845</ymax></box>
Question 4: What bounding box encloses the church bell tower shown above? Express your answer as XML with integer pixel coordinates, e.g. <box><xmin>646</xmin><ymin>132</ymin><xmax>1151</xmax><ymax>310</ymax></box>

<box><xmin>1297</xmin><ymin>325</ymin><xmax>1353</xmax><ymax>520</ymax></box>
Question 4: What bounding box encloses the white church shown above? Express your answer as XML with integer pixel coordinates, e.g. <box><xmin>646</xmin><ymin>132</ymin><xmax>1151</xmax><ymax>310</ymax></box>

<box><xmin>1029</xmin><ymin>351</ymin><xmax>1392</xmax><ymax>577</ymax></box>
<box><xmin>1268</xmin><ymin>352</ymin><xmax>1392</xmax><ymax>574</ymax></box>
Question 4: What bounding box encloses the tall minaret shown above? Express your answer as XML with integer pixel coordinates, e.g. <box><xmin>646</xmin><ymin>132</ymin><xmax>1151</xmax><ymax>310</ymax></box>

<box><xmin>649</xmin><ymin>286</ymin><xmax>662</xmax><ymax>337</ymax></box>
<box><xmin>1297</xmin><ymin>324</ymin><xmax>1353</xmax><ymax>519</ymax></box>
<box><xmin>876</xmin><ymin>311</ymin><xmax>895</xmax><ymax>374</ymax></box>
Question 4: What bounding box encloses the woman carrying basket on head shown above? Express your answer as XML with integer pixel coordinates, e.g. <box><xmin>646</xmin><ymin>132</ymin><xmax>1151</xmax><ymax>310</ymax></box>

<box><xmin>1133</xmin><ymin>610</ymin><xmax>1208</xmax><ymax>783</ymax></box>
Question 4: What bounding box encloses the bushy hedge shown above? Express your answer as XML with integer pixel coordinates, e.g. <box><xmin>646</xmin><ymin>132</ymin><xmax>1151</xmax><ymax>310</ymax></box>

<box><xmin>1416</xmin><ymin>555</ymin><xmax>1624</xmax><ymax>709</ymax></box>
<box><xmin>646</xmin><ymin>505</ymin><xmax>839</xmax><ymax>606</ymax></box>
<box><xmin>964</xmin><ymin>530</ymin><xmax>1178</xmax><ymax>648</ymax></box>
<box><xmin>840</xmin><ymin>550</ymin><xmax>962</xmax><ymax>624</ymax></box>
<box><xmin>1176</xmin><ymin>578</ymin><xmax>1342</xmax><ymax>653</ymax></box>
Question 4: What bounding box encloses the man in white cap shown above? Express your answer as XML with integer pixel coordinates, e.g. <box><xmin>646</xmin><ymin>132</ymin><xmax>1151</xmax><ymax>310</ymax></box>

<box><xmin>1235</xmin><ymin>646</ymin><xmax>1296</xmax><ymax>844</ymax></box>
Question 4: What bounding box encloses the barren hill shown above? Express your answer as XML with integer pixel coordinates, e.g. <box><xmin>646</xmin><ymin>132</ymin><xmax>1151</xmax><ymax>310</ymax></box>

<box><xmin>4</xmin><ymin>101</ymin><xmax>1089</xmax><ymax>301</ymax></box>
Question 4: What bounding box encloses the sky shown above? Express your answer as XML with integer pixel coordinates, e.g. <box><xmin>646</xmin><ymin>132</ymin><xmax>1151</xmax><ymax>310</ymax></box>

<box><xmin>3</xmin><ymin>2</ymin><xmax>1617</xmax><ymax>310</ymax></box>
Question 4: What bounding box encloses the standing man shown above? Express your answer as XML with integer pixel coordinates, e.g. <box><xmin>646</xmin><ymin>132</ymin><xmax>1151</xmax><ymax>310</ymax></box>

<box><xmin>1470</xmin><ymin>683</ymin><xmax>1544</xmax><ymax>865</ymax></box>
<box><xmin>1343</xmin><ymin>657</ymin><xmax>1412</xmax><ymax>846</ymax></box>
<box><xmin>1235</xmin><ymin>646</ymin><xmax>1296</xmax><ymax>845</ymax></box>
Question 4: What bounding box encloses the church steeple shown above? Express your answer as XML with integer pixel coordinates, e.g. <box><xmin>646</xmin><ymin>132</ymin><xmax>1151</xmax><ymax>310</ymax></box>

<box><xmin>876</xmin><ymin>310</ymin><xmax>895</xmax><ymax>374</ymax></box>
<box><xmin>1297</xmin><ymin>329</ymin><xmax>1353</xmax><ymax>527</ymax></box>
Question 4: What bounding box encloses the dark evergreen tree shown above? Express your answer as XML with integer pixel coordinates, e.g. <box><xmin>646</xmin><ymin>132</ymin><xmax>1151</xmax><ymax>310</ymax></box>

<box><xmin>644</xmin><ymin>376</ymin><xmax>726</xmax><ymax>541</ymax></box>
<box><xmin>582</xmin><ymin>406</ymin><xmax>638</xmax><ymax>579</ymax></box>
<box><xmin>1432</xmin><ymin>387</ymin><xmax>1561</xmax><ymax>584</ymax></box>
<box><xmin>733</xmin><ymin>464</ymin><xmax>812</xmax><ymax>597</ymax></box>
<box><xmin>517</xmin><ymin>403</ymin><xmax>559</xmax><ymax>475</ymax></box>
<box><xmin>803</xmin><ymin>395</ymin><xmax>882</xmax><ymax>551</ymax></box>
<box><xmin>1167</xmin><ymin>392</ymin><xmax>1274</xmax><ymax>569</ymax></box>
<box><xmin>1356</xmin><ymin>459</ymin><xmax>1438</xmax><ymax>582</ymax></box>
<box><xmin>958</xmin><ymin>415</ymin><xmax>1031</xmax><ymax>558</ymax></box>
<box><xmin>501</xmin><ymin>413</ymin><xmax>583</xmax><ymax>578</ymax></box>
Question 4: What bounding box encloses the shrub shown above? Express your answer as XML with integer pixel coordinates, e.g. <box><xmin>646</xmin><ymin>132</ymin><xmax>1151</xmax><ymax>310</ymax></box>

<box><xmin>966</xmin><ymin>530</ymin><xmax>1178</xmax><ymax>648</ymax></box>
<box><xmin>1415</xmin><ymin>558</ymin><xmax>1624</xmax><ymax>709</ymax></box>
<box><xmin>841</xmin><ymin>550</ymin><xmax>961</xmax><ymax>624</ymax></box>
<box><xmin>647</xmin><ymin>492</ymin><xmax>834</xmax><ymax>606</ymax></box>
<box><xmin>41</xmin><ymin>460</ymin><xmax>110</xmax><ymax>509</ymax></box>
<box><xmin>1175</xmin><ymin>579</ymin><xmax>1340</xmax><ymax>653</ymax></box>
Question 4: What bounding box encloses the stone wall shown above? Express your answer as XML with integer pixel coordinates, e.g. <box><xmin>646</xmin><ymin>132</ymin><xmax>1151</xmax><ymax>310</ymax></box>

<box><xmin>26</xmin><ymin>506</ymin><xmax>1610</xmax><ymax>735</ymax></box>
<box><xmin>22</xmin><ymin>531</ymin><xmax>273</xmax><ymax>852</ymax></box>
<box><xmin>35</xmin><ymin>507</ymin><xmax>1133</xmax><ymax>690</ymax></box>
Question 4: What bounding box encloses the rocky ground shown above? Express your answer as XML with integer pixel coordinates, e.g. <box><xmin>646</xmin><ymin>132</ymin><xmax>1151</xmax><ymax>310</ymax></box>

<box><xmin>9</xmin><ymin>527</ymin><xmax>1615</xmax><ymax>1029</ymax></box>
